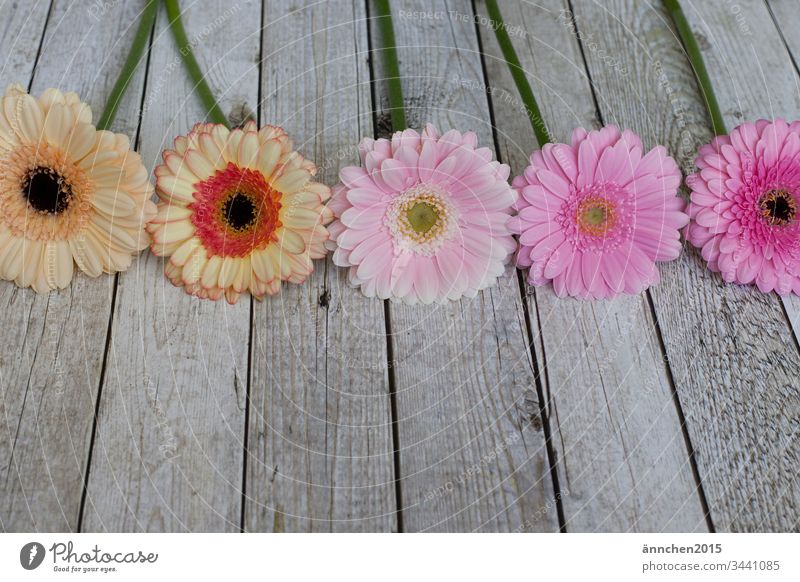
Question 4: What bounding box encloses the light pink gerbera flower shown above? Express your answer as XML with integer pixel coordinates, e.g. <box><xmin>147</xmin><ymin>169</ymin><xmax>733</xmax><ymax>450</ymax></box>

<box><xmin>509</xmin><ymin>125</ymin><xmax>688</xmax><ymax>299</ymax></box>
<box><xmin>686</xmin><ymin>119</ymin><xmax>800</xmax><ymax>295</ymax></box>
<box><xmin>326</xmin><ymin>124</ymin><xmax>517</xmax><ymax>304</ymax></box>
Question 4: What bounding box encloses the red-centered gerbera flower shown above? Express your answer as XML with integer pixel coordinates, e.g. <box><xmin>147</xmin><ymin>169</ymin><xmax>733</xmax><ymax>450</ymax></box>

<box><xmin>148</xmin><ymin>121</ymin><xmax>333</xmax><ymax>304</ymax></box>
<box><xmin>509</xmin><ymin>125</ymin><xmax>688</xmax><ymax>299</ymax></box>
<box><xmin>686</xmin><ymin>119</ymin><xmax>800</xmax><ymax>294</ymax></box>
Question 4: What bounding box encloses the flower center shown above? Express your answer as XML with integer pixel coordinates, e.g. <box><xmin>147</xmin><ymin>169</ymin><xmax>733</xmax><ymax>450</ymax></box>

<box><xmin>22</xmin><ymin>166</ymin><xmax>73</xmax><ymax>214</ymax></box>
<box><xmin>222</xmin><ymin>191</ymin><xmax>258</xmax><ymax>231</ymax></box>
<box><xmin>759</xmin><ymin>189</ymin><xmax>796</xmax><ymax>226</ymax></box>
<box><xmin>577</xmin><ymin>197</ymin><xmax>616</xmax><ymax>236</ymax></box>
<box><xmin>559</xmin><ymin>183</ymin><xmax>633</xmax><ymax>252</ymax></box>
<box><xmin>407</xmin><ymin>201</ymin><xmax>439</xmax><ymax>235</ymax></box>
<box><xmin>191</xmin><ymin>162</ymin><xmax>282</xmax><ymax>258</ymax></box>
<box><xmin>0</xmin><ymin>142</ymin><xmax>93</xmax><ymax>241</ymax></box>
<box><xmin>384</xmin><ymin>183</ymin><xmax>458</xmax><ymax>256</ymax></box>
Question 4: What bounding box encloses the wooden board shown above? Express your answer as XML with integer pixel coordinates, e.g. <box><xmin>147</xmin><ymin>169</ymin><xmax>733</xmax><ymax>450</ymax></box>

<box><xmin>243</xmin><ymin>0</ymin><xmax>397</xmax><ymax>533</ymax></box>
<box><xmin>474</xmin><ymin>0</ymin><xmax>708</xmax><ymax>532</ymax></box>
<box><xmin>80</xmin><ymin>0</ymin><xmax>261</xmax><ymax>532</ymax></box>
<box><xmin>370</xmin><ymin>0</ymin><xmax>559</xmax><ymax>532</ymax></box>
<box><xmin>569</xmin><ymin>0</ymin><xmax>800</xmax><ymax>532</ymax></box>
<box><xmin>0</xmin><ymin>0</ymin><xmax>151</xmax><ymax>532</ymax></box>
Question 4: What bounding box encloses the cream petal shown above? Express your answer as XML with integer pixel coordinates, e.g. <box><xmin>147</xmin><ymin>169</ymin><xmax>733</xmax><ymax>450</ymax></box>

<box><xmin>277</xmin><ymin>228</ymin><xmax>306</xmax><ymax>254</ymax></box>
<box><xmin>238</xmin><ymin>131</ymin><xmax>260</xmax><ymax>169</ymax></box>
<box><xmin>282</xmin><ymin>207</ymin><xmax>323</xmax><ymax>229</ymax></box>
<box><xmin>251</xmin><ymin>248</ymin><xmax>274</xmax><ymax>282</ymax></box>
<box><xmin>65</xmin><ymin>122</ymin><xmax>99</xmax><ymax>162</ymax></box>
<box><xmin>16</xmin><ymin>93</ymin><xmax>45</xmax><ymax>143</ymax></box>
<box><xmin>218</xmin><ymin>256</ymin><xmax>240</xmax><ymax>288</ymax></box>
<box><xmin>43</xmin><ymin>103</ymin><xmax>74</xmax><ymax>146</ymax></box>
<box><xmin>273</xmin><ymin>168</ymin><xmax>310</xmax><ymax>194</ymax></box>
<box><xmin>70</xmin><ymin>230</ymin><xmax>106</xmax><ymax>277</ymax></box>
<box><xmin>201</xmin><ymin>255</ymin><xmax>223</xmax><ymax>288</ymax></box>
<box><xmin>18</xmin><ymin>240</ymin><xmax>44</xmax><ymax>288</ymax></box>
<box><xmin>157</xmin><ymin>175</ymin><xmax>197</xmax><ymax>204</ymax></box>
<box><xmin>184</xmin><ymin>149</ymin><xmax>217</xmax><ymax>179</ymax></box>
<box><xmin>44</xmin><ymin>240</ymin><xmax>74</xmax><ymax>289</ymax></box>
<box><xmin>92</xmin><ymin>188</ymin><xmax>137</xmax><ymax>216</ymax></box>
<box><xmin>171</xmin><ymin>237</ymin><xmax>201</xmax><ymax>266</ymax></box>
<box><xmin>0</xmin><ymin>235</ymin><xmax>24</xmax><ymax>280</ymax></box>
<box><xmin>256</xmin><ymin>140</ymin><xmax>281</xmax><ymax>178</ymax></box>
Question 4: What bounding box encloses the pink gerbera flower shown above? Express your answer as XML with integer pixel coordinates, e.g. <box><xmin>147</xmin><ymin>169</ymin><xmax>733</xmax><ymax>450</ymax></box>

<box><xmin>325</xmin><ymin>124</ymin><xmax>517</xmax><ymax>304</ymax></box>
<box><xmin>509</xmin><ymin>125</ymin><xmax>688</xmax><ymax>299</ymax></box>
<box><xmin>686</xmin><ymin>119</ymin><xmax>800</xmax><ymax>295</ymax></box>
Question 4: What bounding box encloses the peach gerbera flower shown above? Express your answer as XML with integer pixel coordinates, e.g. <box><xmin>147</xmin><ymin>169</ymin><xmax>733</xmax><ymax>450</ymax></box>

<box><xmin>148</xmin><ymin>121</ymin><xmax>333</xmax><ymax>304</ymax></box>
<box><xmin>0</xmin><ymin>84</ymin><xmax>156</xmax><ymax>292</ymax></box>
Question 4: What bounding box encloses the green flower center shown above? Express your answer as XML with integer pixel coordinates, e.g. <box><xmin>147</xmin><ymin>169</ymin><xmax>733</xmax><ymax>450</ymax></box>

<box><xmin>407</xmin><ymin>201</ymin><xmax>439</xmax><ymax>235</ymax></box>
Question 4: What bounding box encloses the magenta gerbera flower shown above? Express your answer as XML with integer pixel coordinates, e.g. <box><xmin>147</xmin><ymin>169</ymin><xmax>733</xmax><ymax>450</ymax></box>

<box><xmin>326</xmin><ymin>124</ymin><xmax>517</xmax><ymax>304</ymax></box>
<box><xmin>509</xmin><ymin>125</ymin><xmax>688</xmax><ymax>299</ymax></box>
<box><xmin>686</xmin><ymin>119</ymin><xmax>800</xmax><ymax>295</ymax></box>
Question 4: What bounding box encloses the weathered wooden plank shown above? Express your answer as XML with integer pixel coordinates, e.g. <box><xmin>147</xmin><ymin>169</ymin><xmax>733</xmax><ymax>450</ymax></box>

<box><xmin>764</xmin><ymin>0</ymin><xmax>800</xmax><ymax>334</ymax></box>
<box><xmin>474</xmin><ymin>0</ymin><xmax>707</xmax><ymax>532</ymax></box>
<box><xmin>570</xmin><ymin>0</ymin><xmax>800</xmax><ymax>531</ymax></box>
<box><xmin>370</xmin><ymin>0</ymin><xmax>558</xmax><ymax>532</ymax></box>
<box><xmin>80</xmin><ymin>0</ymin><xmax>260</xmax><ymax>532</ymax></box>
<box><xmin>244</xmin><ymin>0</ymin><xmax>397</xmax><ymax>532</ymax></box>
<box><xmin>0</xmin><ymin>0</ymin><xmax>51</xmax><ymax>86</ymax></box>
<box><xmin>0</xmin><ymin>0</ymin><xmax>152</xmax><ymax>532</ymax></box>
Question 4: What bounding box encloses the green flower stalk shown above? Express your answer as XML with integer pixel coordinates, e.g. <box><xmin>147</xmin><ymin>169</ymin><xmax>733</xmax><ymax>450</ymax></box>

<box><xmin>164</xmin><ymin>0</ymin><xmax>229</xmax><ymax>127</ymax></box>
<box><xmin>96</xmin><ymin>0</ymin><xmax>158</xmax><ymax>130</ymax></box>
<box><xmin>485</xmin><ymin>0</ymin><xmax>550</xmax><ymax>146</ymax></box>
<box><xmin>662</xmin><ymin>0</ymin><xmax>726</xmax><ymax>135</ymax></box>
<box><xmin>374</xmin><ymin>0</ymin><xmax>406</xmax><ymax>130</ymax></box>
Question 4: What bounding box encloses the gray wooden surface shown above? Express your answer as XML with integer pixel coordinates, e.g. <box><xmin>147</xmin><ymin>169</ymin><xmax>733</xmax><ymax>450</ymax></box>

<box><xmin>0</xmin><ymin>0</ymin><xmax>797</xmax><ymax>532</ymax></box>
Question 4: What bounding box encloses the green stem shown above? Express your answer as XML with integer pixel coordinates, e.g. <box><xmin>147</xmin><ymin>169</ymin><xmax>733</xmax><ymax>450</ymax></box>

<box><xmin>374</xmin><ymin>0</ymin><xmax>406</xmax><ymax>130</ymax></box>
<box><xmin>663</xmin><ymin>0</ymin><xmax>726</xmax><ymax>135</ymax></box>
<box><xmin>96</xmin><ymin>0</ymin><xmax>158</xmax><ymax>131</ymax></box>
<box><xmin>164</xmin><ymin>0</ymin><xmax>229</xmax><ymax>127</ymax></box>
<box><xmin>485</xmin><ymin>0</ymin><xmax>550</xmax><ymax>146</ymax></box>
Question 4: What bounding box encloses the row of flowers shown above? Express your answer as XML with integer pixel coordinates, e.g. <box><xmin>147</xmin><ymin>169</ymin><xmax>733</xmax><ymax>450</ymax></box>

<box><xmin>1</xmin><ymin>0</ymin><xmax>797</xmax><ymax>304</ymax></box>
<box><xmin>2</xmin><ymin>81</ymin><xmax>796</xmax><ymax>303</ymax></box>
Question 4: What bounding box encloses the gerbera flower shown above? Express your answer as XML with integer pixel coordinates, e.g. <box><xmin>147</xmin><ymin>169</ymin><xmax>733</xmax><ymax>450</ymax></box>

<box><xmin>325</xmin><ymin>124</ymin><xmax>517</xmax><ymax>304</ymax></box>
<box><xmin>509</xmin><ymin>125</ymin><xmax>688</xmax><ymax>299</ymax></box>
<box><xmin>148</xmin><ymin>121</ymin><xmax>332</xmax><ymax>304</ymax></box>
<box><xmin>0</xmin><ymin>84</ymin><xmax>155</xmax><ymax>292</ymax></box>
<box><xmin>686</xmin><ymin>119</ymin><xmax>800</xmax><ymax>295</ymax></box>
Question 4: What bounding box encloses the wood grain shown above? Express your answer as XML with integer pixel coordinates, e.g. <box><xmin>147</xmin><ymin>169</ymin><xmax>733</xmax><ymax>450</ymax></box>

<box><xmin>80</xmin><ymin>0</ymin><xmax>260</xmax><ymax>532</ymax></box>
<box><xmin>370</xmin><ymin>0</ymin><xmax>559</xmax><ymax>532</ymax></box>
<box><xmin>764</xmin><ymin>0</ymin><xmax>800</xmax><ymax>335</ymax></box>
<box><xmin>0</xmin><ymin>0</ymin><xmax>152</xmax><ymax>532</ymax></box>
<box><xmin>243</xmin><ymin>0</ymin><xmax>397</xmax><ymax>532</ymax></box>
<box><xmin>474</xmin><ymin>0</ymin><xmax>707</xmax><ymax>532</ymax></box>
<box><xmin>570</xmin><ymin>0</ymin><xmax>800</xmax><ymax>531</ymax></box>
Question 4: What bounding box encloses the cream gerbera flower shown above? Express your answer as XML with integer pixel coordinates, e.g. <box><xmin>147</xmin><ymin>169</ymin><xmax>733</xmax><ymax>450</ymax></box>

<box><xmin>0</xmin><ymin>84</ymin><xmax>156</xmax><ymax>292</ymax></box>
<box><xmin>147</xmin><ymin>121</ymin><xmax>333</xmax><ymax>304</ymax></box>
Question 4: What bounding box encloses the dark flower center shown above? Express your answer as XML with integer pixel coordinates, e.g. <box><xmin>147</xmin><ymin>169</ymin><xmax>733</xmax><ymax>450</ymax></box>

<box><xmin>22</xmin><ymin>166</ymin><xmax>72</xmax><ymax>214</ymax></box>
<box><xmin>222</xmin><ymin>191</ymin><xmax>258</xmax><ymax>231</ymax></box>
<box><xmin>759</xmin><ymin>189</ymin><xmax>796</xmax><ymax>226</ymax></box>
